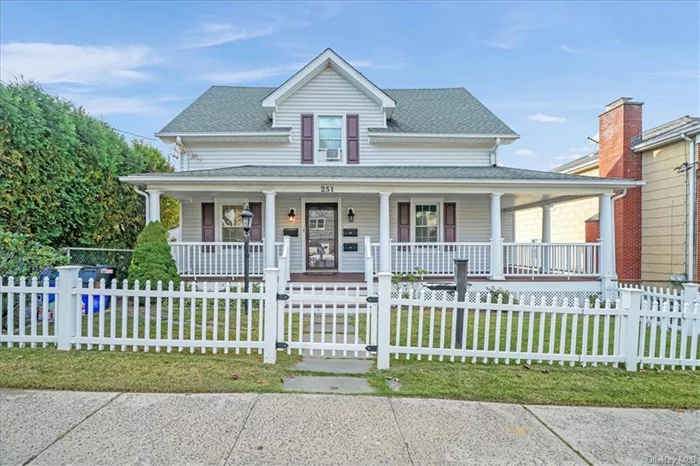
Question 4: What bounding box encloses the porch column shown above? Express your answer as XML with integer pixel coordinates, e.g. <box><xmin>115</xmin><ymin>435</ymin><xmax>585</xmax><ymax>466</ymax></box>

<box><xmin>599</xmin><ymin>193</ymin><xmax>616</xmax><ymax>291</ymax></box>
<box><xmin>541</xmin><ymin>205</ymin><xmax>552</xmax><ymax>273</ymax></box>
<box><xmin>490</xmin><ymin>193</ymin><xmax>505</xmax><ymax>280</ymax></box>
<box><xmin>146</xmin><ymin>189</ymin><xmax>161</xmax><ymax>223</ymax></box>
<box><xmin>379</xmin><ymin>192</ymin><xmax>391</xmax><ymax>273</ymax></box>
<box><xmin>264</xmin><ymin>191</ymin><xmax>277</xmax><ymax>269</ymax></box>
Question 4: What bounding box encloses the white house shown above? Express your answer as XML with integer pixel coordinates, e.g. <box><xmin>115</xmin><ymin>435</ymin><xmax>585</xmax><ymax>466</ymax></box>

<box><xmin>121</xmin><ymin>49</ymin><xmax>641</xmax><ymax>293</ymax></box>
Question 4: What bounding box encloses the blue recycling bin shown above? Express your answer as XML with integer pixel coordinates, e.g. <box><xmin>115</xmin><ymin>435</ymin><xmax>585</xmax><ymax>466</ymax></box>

<box><xmin>40</xmin><ymin>266</ymin><xmax>113</xmax><ymax>314</ymax></box>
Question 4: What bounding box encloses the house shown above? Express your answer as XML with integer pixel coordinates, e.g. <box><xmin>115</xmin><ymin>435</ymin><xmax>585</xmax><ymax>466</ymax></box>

<box><xmin>515</xmin><ymin>97</ymin><xmax>700</xmax><ymax>285</ymax></box>
<box><xmin>120</xmin><ymin>49</ymin><xmax>640</xmax><ymax>294</ymax></box>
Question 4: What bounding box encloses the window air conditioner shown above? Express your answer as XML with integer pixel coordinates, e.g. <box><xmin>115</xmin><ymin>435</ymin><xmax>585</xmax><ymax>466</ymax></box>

<box><xmin>325</xmin><ymin>148</ymin><xmax>341</xmax><ymax>161</ymax></box>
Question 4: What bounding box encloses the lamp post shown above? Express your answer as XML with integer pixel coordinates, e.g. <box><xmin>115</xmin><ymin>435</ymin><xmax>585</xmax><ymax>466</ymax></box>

<box><xmin>241</xmin><ymin>205</ymin><xmax>254</xmax><ymax>312</ymax></box>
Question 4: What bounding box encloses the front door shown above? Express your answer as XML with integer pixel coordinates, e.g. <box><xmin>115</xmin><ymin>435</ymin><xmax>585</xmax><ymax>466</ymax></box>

<box><xmin>306</xmin><ymin>203</ymin><xmax>338</xmax><ymax>271</ymax></box>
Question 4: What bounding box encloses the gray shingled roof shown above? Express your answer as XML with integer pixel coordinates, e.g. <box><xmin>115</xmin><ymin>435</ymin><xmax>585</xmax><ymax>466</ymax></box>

<box><xmin>158</xmin><ymin>86</ymin><xmax>516</xmax><ymax>136</ymax></box>
<box><xmin>552</xmin><ymin>116</ymin><xmax>700</xmax><ymax>173</ymax></box>
<box><xmin>127</xmin><ymin>165</ymin><xmax>627</xmax><ymax>182</ymax></box>
<box><xmin>552</xmin><ymin>151</ymin><xmax>599</xmax><ymax>174</ymax></box>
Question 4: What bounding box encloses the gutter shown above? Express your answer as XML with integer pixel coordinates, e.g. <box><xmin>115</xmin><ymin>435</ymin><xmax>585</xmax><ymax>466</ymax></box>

<box><xmin>489</xmin><ymin>138</ymin><xmax>501</xmax><ymax>167</ymax></box>
<box><xmin>681</xmin><ymin>134</ymin><xmax>697</xmax><ymax>281</ymax></box>
<box><xmin>133</xmin><ymin>186</ymin><xmax>150</xmax><ymax>224</ymax></box>
<box><xmin>610</xmin><ymin>189</ymin><xmax>628</xmax><ymax>277</ymax></box>
<box><xmin>632</xmin><ymin>124</ymin><xmax>700</xmax><ymax>152</ymax></box>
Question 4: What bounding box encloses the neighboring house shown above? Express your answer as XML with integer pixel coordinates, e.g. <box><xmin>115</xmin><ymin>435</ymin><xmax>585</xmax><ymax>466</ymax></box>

<box><xmin>515</xmin><ymin>98</ymin><xmax>700</xmax><ymax>285</ymax></box>
<box><xmin>121</xmin><ymin>49</ymin><xmax>639</xmax><ymax>292</ymax></box>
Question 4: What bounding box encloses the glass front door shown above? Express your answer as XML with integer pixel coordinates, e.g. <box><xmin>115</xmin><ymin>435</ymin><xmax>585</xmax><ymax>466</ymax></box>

<box><xmin>306</xmin><ymin>203</ymin><xmax>337</xmax><ymax>270</ymax></box>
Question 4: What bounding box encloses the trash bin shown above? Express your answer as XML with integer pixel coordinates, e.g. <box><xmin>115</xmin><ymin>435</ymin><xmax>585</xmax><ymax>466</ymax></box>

<box><xmin>78</xmin><ymin>265</ymin><xmax>115</xmax><ymax>313</ymax></box>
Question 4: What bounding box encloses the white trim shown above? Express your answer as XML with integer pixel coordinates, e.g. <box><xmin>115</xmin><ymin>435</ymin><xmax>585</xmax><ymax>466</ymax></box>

<box><xmin>261</xmin><ymin>49</ymin><xmax>396</xmax><ymax>117</ymax></box>
<box><xmin>214</xmin><ymin>197</ymin><xmax>250</xmax><ymax>242</ymax></box>
<box><xmin>300</xmin><ymin>197</ymin><xmax>344</xmax><ymax>273</ymax></box>
<box><xmin>632</xmin><ymin>124</ymin><xmax>700</xmax><ymax>152</ymax></box>
<box><xmin>315</xmin><ymin>113</ymin><xmax>347</xmax><ymax>164</ymax></box>
<box><xmin>409</xmin><ymin>197</ymin><xmax>444</xmax><ymax>243</ymax></box>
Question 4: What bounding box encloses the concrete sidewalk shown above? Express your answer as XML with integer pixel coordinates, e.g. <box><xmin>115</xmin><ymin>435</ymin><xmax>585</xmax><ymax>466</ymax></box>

<box><xmin>1</xmin><ymin>390</ymin><xmax>698</xmax><ymax>466</ymax></box>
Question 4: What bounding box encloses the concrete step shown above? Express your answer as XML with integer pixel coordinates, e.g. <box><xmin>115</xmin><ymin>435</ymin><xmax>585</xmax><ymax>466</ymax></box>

<box><xmin>281</xmin><ymin>376</ymin><xmax>373</xmax><ymax>394</ymax></box>
<box><xmin>295</xmin><ymin>358</ymin><xmax>373</xmax><ymax>374</ymax></box>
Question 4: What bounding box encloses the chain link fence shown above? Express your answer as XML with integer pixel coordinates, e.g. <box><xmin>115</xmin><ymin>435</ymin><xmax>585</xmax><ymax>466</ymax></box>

<box><xmin>65</xmin><ymin>248</ymin><xmax>134</xmax><ymax>281</ymax></box>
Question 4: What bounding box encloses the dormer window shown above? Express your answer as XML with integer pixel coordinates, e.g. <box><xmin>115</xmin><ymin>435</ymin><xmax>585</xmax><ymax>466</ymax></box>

<box><xmin>318</xmin><ymin>116</ymin><xmax>343</xmax><ymax>160</ymax></box>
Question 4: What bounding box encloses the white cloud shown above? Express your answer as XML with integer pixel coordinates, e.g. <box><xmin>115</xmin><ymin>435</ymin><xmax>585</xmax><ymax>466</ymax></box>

<box><xmin>197</xmin><ymin>64</ymin><xmax>302</xmax><ymax>84</ymax></box>
<box><xmin>179</xmin><ymin>22</ymin><xmax>276</xmax><ymax>49</ymax></box>
<box><xmin>513</xmin><ymin>149</ymin><xmax>537</xmax><ymax>157</ymax></box>
<box><xmin>348</xmin><ymin>60</ymin><xmax>406</xmax><ymax>70</ymax></box>
<box><xmin>559</xmin><ymin>44</ymin><xmax>582</xmax><ymax>53</ymax></box>
<box><xmin>0</xmin><ymin>42</ymin><xmax>155</xmax><ymax>85</ymax></box>
<box><xmin>528</xmin><ymin>113</ymin><xmax>567</xmax><ymax>123</ymax></box>
<box><xmin>61</xmin><ymin>93</ymin><xmax>184</xmax><ymax>116</ymax></box>
<box><xmin>484</xmin><ymin>10</ymin><xmax>545</xmax><ymax>50</ymax></box>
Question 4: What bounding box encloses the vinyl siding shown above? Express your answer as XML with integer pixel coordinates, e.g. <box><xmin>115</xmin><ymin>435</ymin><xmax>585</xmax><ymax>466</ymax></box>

<box><xmin>178</xmin><ymin>193</ymin><xmax>509</xmax><ymax>273</ymax></box>
<box><xmin>185</xmin><ymin>66</ymin><xmax>492</xmax><ymax>170</ymax></box>
<box><xmin>514</xmin><ymin>167</ymin><xmax>599</xmax><ymax>243</ymax></box>
<box><xmin>641</xmin><ymin>140</ymin><xmax>688</xmax><ymax>282</ymax></box>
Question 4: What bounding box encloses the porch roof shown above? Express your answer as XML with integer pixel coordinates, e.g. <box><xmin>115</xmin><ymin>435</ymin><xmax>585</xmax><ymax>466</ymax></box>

<box><xmin>121</xmin><ymin>165</ymin><xmax>643</xmax><ymax>190</ymax></box>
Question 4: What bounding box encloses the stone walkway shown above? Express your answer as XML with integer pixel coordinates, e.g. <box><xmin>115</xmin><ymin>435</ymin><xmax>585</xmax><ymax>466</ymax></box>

<box><xmin>2</xmin><ymin>389</ymin><xmax>698</xmax><ymax>465</ymax></box>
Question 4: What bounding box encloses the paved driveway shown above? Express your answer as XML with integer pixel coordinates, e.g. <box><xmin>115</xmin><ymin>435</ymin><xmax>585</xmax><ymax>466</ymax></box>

<box><xmin>1</xmin><ymin>389</ymin><xmax>698</xmax><ymax>465</ymax></box>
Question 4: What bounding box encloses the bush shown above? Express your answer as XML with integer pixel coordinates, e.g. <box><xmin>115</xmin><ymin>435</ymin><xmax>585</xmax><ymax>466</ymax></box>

<box><xmin>0</xmin><ymin>227</ymin><xmax>68</xmax><ymax>277</ymax></box>
<box><xmin>127</xmin><ymin>222</ymin><xmax>180</xmax><ymax>286</ymax></box>
<box><xmin>482</xmin><ymin>286</ymin><xmax>520</xmax><ymax>305</ymax></box>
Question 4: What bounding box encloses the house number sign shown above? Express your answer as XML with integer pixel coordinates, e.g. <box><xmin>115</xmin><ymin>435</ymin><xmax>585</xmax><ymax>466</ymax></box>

<box><xmin>320</xmin><ymin>186</ymin><xmax>334</xmax><ymax>193</ymax></box>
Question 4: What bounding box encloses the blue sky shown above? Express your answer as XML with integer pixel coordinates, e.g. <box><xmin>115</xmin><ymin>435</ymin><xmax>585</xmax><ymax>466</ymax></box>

<box><xmin>1</xmin><ymin>1</ymin><xmax>698</xmax><ymax>170</ymax></box>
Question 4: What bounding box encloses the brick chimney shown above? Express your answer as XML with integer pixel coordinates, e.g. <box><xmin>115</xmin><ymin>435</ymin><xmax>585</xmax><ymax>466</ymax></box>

<box><xmin>598</xmin><ymin>97</ymin><xmax>643</xmax><ymax>281</ymax></box>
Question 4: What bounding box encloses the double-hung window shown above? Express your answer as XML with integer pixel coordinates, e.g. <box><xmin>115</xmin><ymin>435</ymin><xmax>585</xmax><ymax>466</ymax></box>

<box><xmin>414</xmin><ymin>204</ymin><xmax>439</xmax><ymax>243</ymax></box>
<box><xmin>220</xmin><ymin>205</ymin><xmax>245</xmax><ymax>242</ymax></box>
<box><xmin>318</xmin><ymin>116</ymin><xmax>343</xmax><ymax>150</ymax></box>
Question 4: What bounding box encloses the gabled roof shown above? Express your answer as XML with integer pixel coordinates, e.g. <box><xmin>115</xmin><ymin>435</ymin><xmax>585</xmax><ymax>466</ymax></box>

<box><xmin>156</xmin><ymin>48</ymin><xmax>518</xmax><ymax>139</ymax></box>
<box><xmin>158</xmin><ymin>87</ymin><xmax>517</xmax><ymax>137</ymax></box>
<box><xmin>552</xmin><ymin>151</ymin><xmax>599</xmax><ymax>174</ymax></box>
<box><xmin>261</xmin><ymin>48</ymin><xmax>396</xmax><ymax>118</ymax></box>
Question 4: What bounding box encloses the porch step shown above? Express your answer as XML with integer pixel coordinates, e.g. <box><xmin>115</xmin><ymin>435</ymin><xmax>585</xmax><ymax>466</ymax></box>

<box><xmin>295</xmin><ymin>359</ymin><xmax>373</xmax><ymax>374</ymax></box>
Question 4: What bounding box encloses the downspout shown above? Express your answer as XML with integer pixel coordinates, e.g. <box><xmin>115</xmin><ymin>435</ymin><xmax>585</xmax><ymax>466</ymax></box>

<box><xmin>133</xmin><ymin>186</ymin><xmax>150</xmax><ymax>224</ymax></box>
<box><xmin>610</xmin><ymin>189</ymin><xmax>628</xmax><ymax>278</ymax></box>
<box><xmin>681</xmin><ymin>134</ymin><xmax>696</xmax><ymax>281</ymax></box>
<box><xmin>489</xmin><ymin>138</ymin><xmax>501</xmax><ymax>166</ymax></box>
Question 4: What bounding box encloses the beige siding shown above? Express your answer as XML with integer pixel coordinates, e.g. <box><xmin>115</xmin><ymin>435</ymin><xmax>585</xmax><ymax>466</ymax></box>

<box><xmin>178</xmin><ymin>193</ymin><xmax>510</xmax><ymax>273</ymax></box>
<box><xmin>185</xmin><ymin>66</ymin><xmax>492</xmax><ymax>170</ymax></box>
<box><xmin>514</xmin><ymin>167</ymin><xmax>599</xmax><ymax>243</ymax></box>
<box><xmin>641</xmin><ymin>140</ymin><xmax>689</xmax><ymax>282</ymax></box>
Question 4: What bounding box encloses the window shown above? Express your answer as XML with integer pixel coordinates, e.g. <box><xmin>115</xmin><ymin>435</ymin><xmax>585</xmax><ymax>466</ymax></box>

<box><xmin>415</xmin><ymin>204</ymin><xmax>438</xmax><ymax>243</ymax></box>
<box><xmin>221</xmin><ymin>205</ymin><xmax>245</xmax><ymax>242</ymax></box>
<box><xmin>318</xmin><ymin>116</ymin><xmax>342</xmax><ymax>150</ymax></box>
<box><xmin>309</xmin><ymin>218</ymin><xmax>326</xmax><ymax>230</ymax></box>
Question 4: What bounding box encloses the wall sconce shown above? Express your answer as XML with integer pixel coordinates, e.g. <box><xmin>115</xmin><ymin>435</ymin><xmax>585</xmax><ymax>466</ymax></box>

<box><xmin>347</xmin><ymin>208</ymin><xmax>355</xmax><ymax>223</ymax></box>
<box><xmin>288</xmin><ymin>208</ymin><xmax>296</xmax><ymax>223</ymax></box>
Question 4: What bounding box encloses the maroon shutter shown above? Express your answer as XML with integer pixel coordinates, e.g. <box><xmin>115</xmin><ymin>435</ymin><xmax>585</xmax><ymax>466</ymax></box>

<box><xmin>249</xmin><ymin>202</ymin><xmax>262</xmax><ymax>242</ymax></box>
<box><xmin>398</xmin><ymin>202</ymin><xmax>411</xmax><ymax>243</ymax></box>
<box><xmin>201</xmin><ymin>203</ymin><xmax>215</xmax><ymax>242</ymax></box>
<box><xmin>346</xmin><ymin>114</ymin><xmax>359</xmax><ymax>164</ymax></box>
<box><xmin>301</xmin><ymin>114</ymin><xmax>314</xmax><ymax>164</ymax></box>
<box><xmin>444</xmin><ymin>203</ymin><xmax>456</xmax><ymax>242</ymax></box>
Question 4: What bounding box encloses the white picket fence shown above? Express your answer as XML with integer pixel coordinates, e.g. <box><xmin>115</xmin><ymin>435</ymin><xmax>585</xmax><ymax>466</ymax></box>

<box><xmin>2</xmin><ymin>268</ymin><xmax>699</xmax><ymax>372</ymax></box>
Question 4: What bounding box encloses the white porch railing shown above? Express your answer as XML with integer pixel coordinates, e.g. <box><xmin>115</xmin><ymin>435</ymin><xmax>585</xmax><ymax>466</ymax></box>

<box><xmin>170</xmin><ymin>242</ymin><xmax>265</xmax><ymax>277</ymax></box>
<box><xmin>372</xmin><ymin>242</ymin><xmax>491</xmax><ymax>277</ymax></box>
<box><xmin>503</xmin><ymin>242</ymin><xmax>600</xmax><ymax>277</ymax></box>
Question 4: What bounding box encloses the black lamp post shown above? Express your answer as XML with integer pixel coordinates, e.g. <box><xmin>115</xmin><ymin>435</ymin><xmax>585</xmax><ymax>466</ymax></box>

<box><xmin>241</xmin><ymin>205</ymin><xmax>254</xmax><ymax>311</ymax></box>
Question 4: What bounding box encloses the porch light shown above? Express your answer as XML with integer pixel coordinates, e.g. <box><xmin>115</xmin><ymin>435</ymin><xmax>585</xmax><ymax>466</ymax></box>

<box><xmin>241</xmin><ymin>205</ymin><xmax>254</xmax><ymax>233</ymax></box>
<box><xmin>288</xmin><ymin>208</ymin><xmax>296</xmax><ymax>223</ymax></box>
<box><xmin>347</xmin><ymin>208</ymin><xmax>355</xmax><ymax>223</ymax></box>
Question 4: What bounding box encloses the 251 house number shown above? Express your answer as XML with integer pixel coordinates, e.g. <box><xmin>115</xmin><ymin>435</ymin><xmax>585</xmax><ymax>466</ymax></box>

<box><xmin>320</xmin><ymin>186</ymin><xmax>334</xmax><ymax>193</ymax></box>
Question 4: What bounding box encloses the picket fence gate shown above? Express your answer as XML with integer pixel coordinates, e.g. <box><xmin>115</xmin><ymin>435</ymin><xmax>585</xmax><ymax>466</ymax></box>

<box><xmin>1</xmin><ymin>267</ymin><xmax>699</xmax><ymax>372</ymax></box>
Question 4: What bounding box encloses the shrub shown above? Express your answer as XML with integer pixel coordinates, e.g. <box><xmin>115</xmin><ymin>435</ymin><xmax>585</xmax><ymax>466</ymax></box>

<box><xmin>391</xmin><ymin>267</ymin><xmax>427</xmax><ymax>298</ymax></box>
<box><xmin>0</xmin><ymin>227</ymin><xmax>68</xmax><ymax>277</ymax></box>
<box><xmin>482</xmin><ymin>286</ymin><xmax>520</xmax><ymax>305</ymax></box>
<box><xmin>127</xmin><ymin>222</ymin><xmax>180</xmax><ymax>286</ymax></box>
